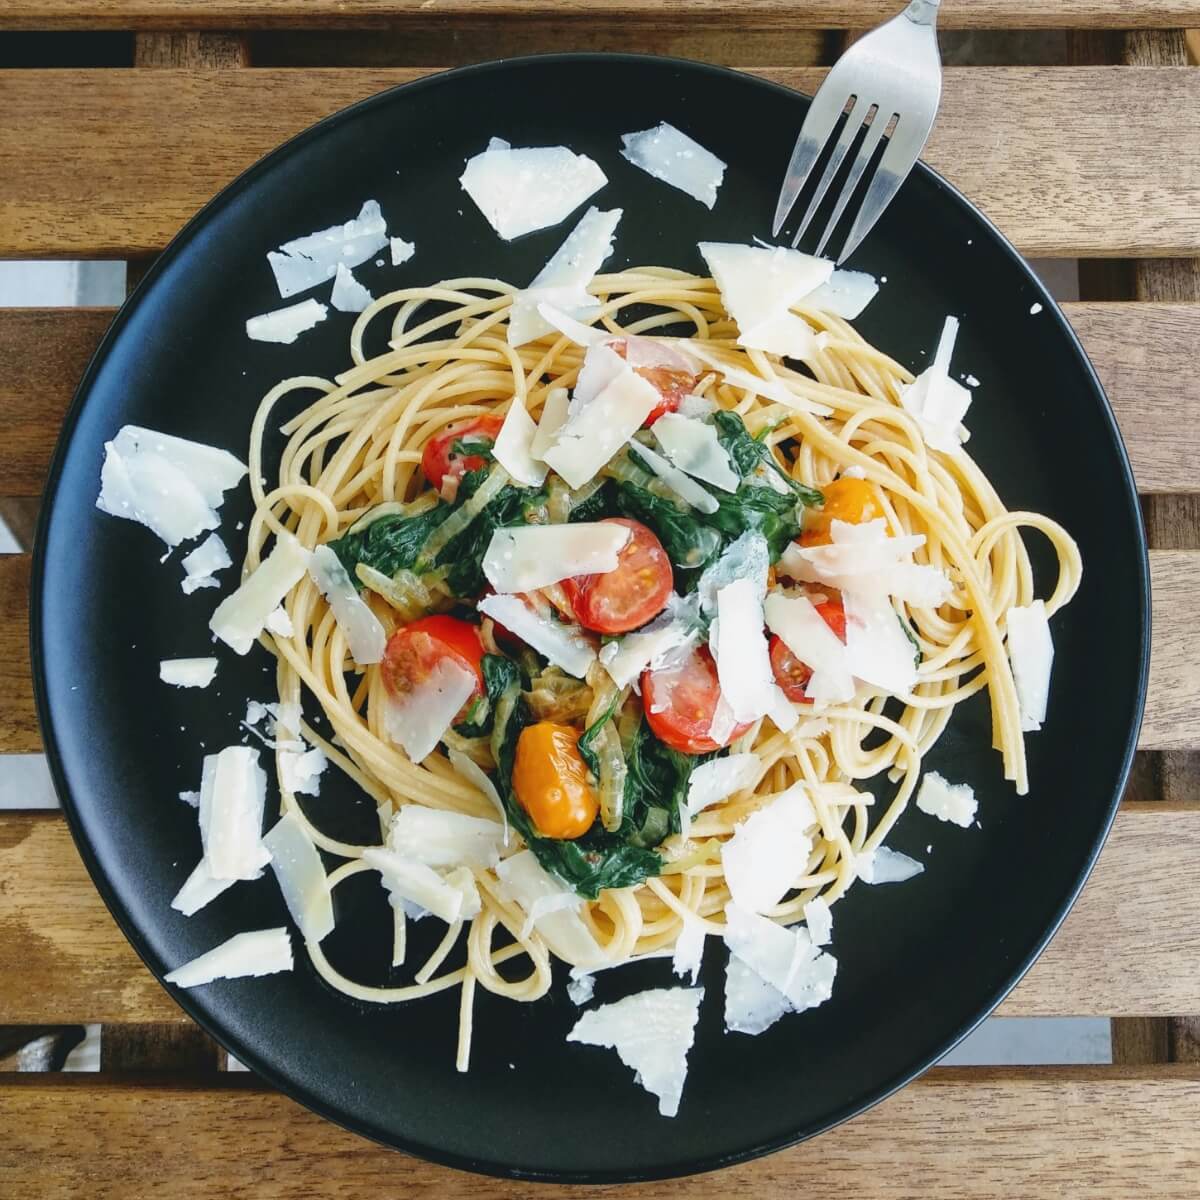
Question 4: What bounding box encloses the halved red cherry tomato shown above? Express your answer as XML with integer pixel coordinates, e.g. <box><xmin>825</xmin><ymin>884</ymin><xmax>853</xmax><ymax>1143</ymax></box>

<box><xmin>768</xmin><ymin>595</ymin><xmax>847</xmax><ymax>703</ymax></box>
<box><xmin>562</xmin><ymin>518</ymin><xmax>673</xmax><ymax>635</ymax></box>
<box><xmin>641</xmin><ymin>645</ymin><xmax>752</xmax><ymax>755</ymax></box>
<box><xmin>611</xmin><ymin>340</ymin><xmax>699</xmax><ymax>426</ymax></box>
<box><xmin>420</xmin><ymin>415</ymin><xmax>505</xmax><ymax>492</ymax></box>
<box><xmin>381</xmin><ymin>615</ymin><xmax>485</xmax><ymax>719</ymax></box>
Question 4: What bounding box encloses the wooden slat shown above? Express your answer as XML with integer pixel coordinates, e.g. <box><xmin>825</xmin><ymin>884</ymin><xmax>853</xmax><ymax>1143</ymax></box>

<box><xmin>4</xmin><ymin>1067</ymin><xmax>1200</xmax><ymax>1197</ymax></box>
<box><xmin>3</xmin><ymin>67</ymin><xmax>1199</xmax><ymax>258</ymax></box>
<box><xmin>2</xmin><ymin>1</ymin><xmax>1197</xmax><ymax>32</ymax></box>
<box><xmin>3</xmin><ymin>804</ymin><xmax>1198</xmax><ymax>1024</ymax></box>
<box><xmin>2</xmin><ymin>296</ymin><xmax>1199</xmax><ymax>495</ymax></box>
<box><xmin>0</xmin><ymin>556</ymin><xmax>38</xmax><ymax>756</ymax></box>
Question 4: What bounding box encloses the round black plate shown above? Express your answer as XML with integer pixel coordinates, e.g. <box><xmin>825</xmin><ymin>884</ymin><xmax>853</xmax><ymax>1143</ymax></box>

<box><xmin>33</xmin><ymin>54</ymin><xmax>1148</xmax><ymax>1182</ymax></box>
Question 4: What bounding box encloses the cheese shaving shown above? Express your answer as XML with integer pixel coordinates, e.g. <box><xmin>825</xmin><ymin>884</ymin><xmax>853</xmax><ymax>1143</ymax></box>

<box><xmin>263</xmin><ymin>812</ymin><xmax>335</xmax><ymax>942</ymax></box>
<box><xmin>267</xmin><ymin>199</ymin><xmax>388</xmax><ymax>298</ymax></box>
<box><xmin>1006</xmin><ymin>600</ymin><xmax>1054</xmax><ymax>731</ymax></box>
<box><xmin>210</xmin><ymin>532</ymin><xmax>312</xmax><ymax>655</ymax></box>
<box><xmin>330</xmin><ymin>263</ymin><xmax>374</xmax><ymax>314</ymax></box>
<box><xmin>180</xmin><ymin>533</ymin><xmax>232</xmax><ymax>594</ymax></box>
<box><xmin>650</xmin><ymin>412</ymin><xmax>739</xmax><ymax>492</ymax></box>
<box><xmin>381</xmin><ymin>657</ymin><xmax>477</xmax><ymax>763</ymax></box>
<box><xmin>482</xmin><ymin>521</ymin><xmax>629</xmax><ymax>593</ymax></box>
<box><xmin>307</xmin><ymin>544</ymin><xmax>386</xmax><ymax>664</ymax></box>
<box><xmin>159</xmin><ymin>657</ymin><xmax>218</xmax><ymax>689</ymax></box>
<box><xmin>916</xmin><ymin>771</ymin><xmax>978</xmax><ymax>828</ymax></box>
<box><xmin>165</xmin><ymin>928</ymin><xmax>293</xmax><ymax>988</ymax></box>
<box><xmin>722</xmin><ymin>783</ymin><xmax>815</xmax><ymax>913</ymax></box>
<box><xmin>620</xmin><ymin>122</ymin><xmax>726</xmax><ymax>208</ymax></box>
<box><xmin>246</xmin><ymin>298</ymin><xmax>329</xmax><ymax>344</ymax></box>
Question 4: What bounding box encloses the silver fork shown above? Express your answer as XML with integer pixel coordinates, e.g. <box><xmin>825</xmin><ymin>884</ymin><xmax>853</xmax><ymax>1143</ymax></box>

<box><xmin>772</xmin><ymin>0</ymin><xmax>943</xmax><ymax>263</ymax></box>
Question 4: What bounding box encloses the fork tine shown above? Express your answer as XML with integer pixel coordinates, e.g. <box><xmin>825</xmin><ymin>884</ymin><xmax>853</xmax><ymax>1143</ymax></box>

<box><xmin>771</xmin><ymin>85</ymin><xmax>854</xmax><ymax>238</ymax></box>
<box><xmin>789</xmin><ymin>94</ymin><xmax>872</xmax><ymax>250</ymax></box>
<box><xmin>813</xmin><ymin>110</ymin><xmax>891</xmax><ymax>259</ymax></box>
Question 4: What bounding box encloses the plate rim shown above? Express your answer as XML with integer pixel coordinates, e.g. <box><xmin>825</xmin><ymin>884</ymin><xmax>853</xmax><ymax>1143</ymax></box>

<box><xmin>29</xmin><ymin>50</ymin><xmax>1151</xmax><ymax>1183</ymax></box>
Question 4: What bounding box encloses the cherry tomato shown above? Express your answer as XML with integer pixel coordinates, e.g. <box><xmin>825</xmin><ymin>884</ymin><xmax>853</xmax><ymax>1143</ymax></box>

<box><xmin>420</xmin><ymin>415</ymin><xmax>505</xmax><ymax>491</ymax></box>
<box><xmin>611</xmin><ymin>340</ymin><xmax>699</xmax><ymax>426</ymax></box>
<box><xmin>512</xmin><ymin>722</ymin><xmax>599</xmax><ymax>839</ymax></box>
<box><xmin>381</xmin><ymin>615</ymin><xmax>485</xmax><ymax>719</ymax></box>
<box><xmin>801</xmin><ymin>477</ymin><xmax>887</xmax><ymax>547</ymax></box>
<box><xmin>768</xmin><ymin>595</ymin><xmax>847</xmax><ymax>702</ymax></box>
<box><xmin>641</xmin><ymin>645</ymin><xmax>752</xmax><ymax>755</ymax></box>
<box><xmin>562</xmin><ymin>518</ymin><xmax>673</xmax><ymax>635</ymax></box>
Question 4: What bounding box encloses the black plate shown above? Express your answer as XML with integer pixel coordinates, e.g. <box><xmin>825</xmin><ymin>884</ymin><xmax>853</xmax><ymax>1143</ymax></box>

<box><xmin>32</xmin><ymin>54</ymin><xmax>1148</xmax><ymax>1182</ymax></box>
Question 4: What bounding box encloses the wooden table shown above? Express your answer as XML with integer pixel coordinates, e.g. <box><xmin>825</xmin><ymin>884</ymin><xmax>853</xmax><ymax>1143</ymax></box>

<box><xmin>2</xmin><ymin>4</ymin><xmax>1200</xmax><ymax>1196</ymax></box>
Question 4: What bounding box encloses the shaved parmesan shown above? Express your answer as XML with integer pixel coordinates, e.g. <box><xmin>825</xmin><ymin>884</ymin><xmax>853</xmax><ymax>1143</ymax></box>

<box><xmin>698</xmin><ymin>530</ymin><xmax>769</xmax><ymax>617</ymax></box>
<box><xmin>724</xmin><ymin>903</ymin><xmax>836</xmax><ymax>1017</ymax></box>
<box><xmin>478</xmin><ymin>593</ymin><xmax>596</xmax><ymax>679</ymax></box>
<box><xmin>203</xmin><ymin>746</ymin><xmax>271</xmax><ymax>882</ymax></box>
<box><xmin>620</xmin><ymin>122</ymin><xmax>725</xmax><ymax>208</ymax></box>
<box><xmin>507</xmin><ymin>206</ymin><xmax>621</xmax><ymax>346</ymax></box>
<box><xmin>246</xmin><ymin>298</ymin><xmax>329</xmax><ymax>344</ymax></box>
<box><xmin>711</xmin><ymin>578</ymin><xmax>777</xmax><ymax>723</ymax></box>
<box><xmin>265</xmin><ymin>606</ymin><xmax>294</xmax><ymax>637</ymax></box>
<box><xmin>858</xmin><ymin>845</ymin><xmax>924</xmax><ymax>884</ymax></box>
<box><xmin>381</xmin><ymin>657</ymin><xmax>477</xmax><ymax>763</ymax></box>
<box><xmin>686</xmin><ymin>752</ymin><xmax>761</xmax><ymax>816</ymax></box>
<box><xmin>210</xmin><ymin>533</ymin><xmax>312</xmax><ymax>655</ymax></box>
<box><xmin>899</xmin><ymin>317</ymin><xmax>972</xmax><ymax>452</ymax></box>
<box><xmin>159</xmin><ymin>657</ymin><xmax>218</xmax><ymax>689</ymax></box>
<box><xmin>764</xmin><ymin>592</ymin><xmax>855</xmax><ymax>704</ymax></box>
<box><xmin>493</xmin><ymin>398</ymin><xmax>548</xmax><ymax>487</ymax></box>
<box><xmin>683</xmin><ymin>341</ymin><xmax>832</xmax><ymax>415</ymax></box>
<box><xmin>496</xmin><ymin>850</ymin><xmax>605</xmax><ymax>967</ymax></box>
<box><xmin>843</xmin><ymin>590</ymin><xmax>920</xmax><ymax>696</ymax></box>
<box><xmin>171</xmin><ymin>858</ymin><xmax>234</xmax><ymax>918</ymax></box>
<box><xmin>725</xmin><ymin>952</ymin><xmax>792</xmax><ymax>1035</ymax></box>
<box><xmin>628</xmin><ymin>439</ymin><xmax>718</xmax><ymax>513</ymax></box>
<box><xmin>263</xmin><ymin>812</ymin><xmax>334</xmax><ymax>943</ymax></box>
<box><xmin>278</xmin><ymin>747</ymin><xmax>326</xmax><ymax>796</ymax></box>
<box><xmin>567</xmin><ymin>987</ymin><xmax>703</xmax><ymax>1117</ymax></box>
<box><xmin>530</xmin><ymin>387</ymin><xmax>570</xmax><ymax>460</ymax></box>
<box><xmin>165</xmin><ymin>928</ymin><xmax>293</xmax><ymax>988</ymax></box>
<box><xmin>447</xmin><ymin>749</ymin><xmax>509</xmax><ymax>842</ymax></box>
<box><xmin>459</xmin><ymin>143</ymin><xmax>606</xmax><ymax>241</ymax></box>
<box><xmin>537</xmin><ymin>304</ymin><xmax>608</xmax><ymax>348</ymax></box>
<box><xmin>181</xmin><ymin>533</ymin><xmax>232</xmax><ymax>594</ymax></box>
<box><xmin>916</xmin><ymin>771</ymin><xmax>977</xmax><ymax>828</ymax></box>
<box><xmin>651</xmin><ymin>412</ymin><xmax>738</xmax><ymax>492</ymax></box>
<box><xmin>307</xmin><ymin>544</ymin><xmax>386</xmax><ymax>664</ymax></box>
<box><xmin>1007</xmin><ymin>600</ymin><xmax>1054</xmax><ymax>731</ymax></box>
<box><xmin>363</xmin><ymin>847</ymin><xmax>481</xmax><ymax>923</ymax></box>
<box><xmin>96</xmin><ymin>425</ymin><xmax>247</xmax><ymax>548</ymax></box>
<box><xmin>390</xmin><ymin>237</ymin><xmax>416</xmax><ymax>267</ymax></box>
<box><xmin>567</xmin><ymin>970</ymin><xmax>596</xmax><ymax>1005</ymax></box>
<box><xmin>699</xmin><ymin>242</ymin><xmax>831</xmax><ymax>359</ymax></box>
<box><xmin>482</xmin><ymin>521</ymin><xmax>629</xmax><ymax>593</ymax></box>
<box><xmin>388</xmin><ymin>805</ymin><xmax>504</xmax><ymax>870</ymax></box>
<box><xmin>803</xmin><ymin>896</ymin><xmax>833</xmax><ymax>946</ymax></box>
<box><xmin>599</xmin><ymin>592</ymin><xmax>700</xmax><ymax>689</ymax></box>
<box><xmin>543</xmin><ymin>348</ymin><xmax>661</xmax><ymax>487</ymax></box>
<box><xmin>672</xmin><ymin>915</ymin><xmax>707</xmax><ymax>984</ymax></box>
<box><xmin>330</xmin><ymin>263</ymin><xmax>373</xmax><ymax>313</ymax></box>
<box><xmin>805</xmin><ymin>268</ymin><xmax>879</xmax><ymax>319</ymax></box>
<box><xmin>267</xmin><ymin>199</ymin><xmax>388</xmax><ymax>298</ymax></box>
<box><xmin>677</xmin><ymin>393</ymin><xmax>717</xmax><ymax>419</ymax></box>
<box><xmin>722</xmin><ymin>783</ymin><xmax>815</xmax><ymax>913</ymax></box>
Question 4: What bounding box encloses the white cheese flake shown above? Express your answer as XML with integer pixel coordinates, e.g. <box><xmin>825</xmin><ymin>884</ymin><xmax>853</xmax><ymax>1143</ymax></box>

<box><xmin>722</xmin><ymin>783</ymin><xmax>815</xmax><ymax>913</ymax></box>
<box><xmin>899</xmin><ymin>316</ymin><xmax>973</xmax><ymax>452</ymax></box>
<box><xmin>1007</xmin><ymin>599</ymin><xmax>1054</xmax><ymax>731</ymax></box>
<box><xmin>246</xmin><ymin>298</ymin><xmax>329</xmax><ymax>344</ymax></box>
<box><xmin>459</xmin><ymin>144</ymin><xmax>607</xmax><ymax>241</ymax></box>
<box><xmin>388</xmin><ymin>805</ymin><xmax>505</xmax><ymax>870</ymax></box>
<box><xmin>843</xmin><ymin>590</ymin><xmax>920</xmax><ymax>696</ymax></box>
<box><xmin>477</xmin><ymin>594</ymin><xmax>596</xmax><ymax>679</ymax></box>
<box><xmin>210</xmin><ymin>533</ymin><xmax>312</xmax><ymax>655</ymax></box>
<box><xmin>171</xmin><ymin>858</ymin><xmax>235</xmax><ymax>918</ymax></box>
<box><xmin>529</xmin><ymin>387</ymin><xmax>570</xmax><ymax>461</ymax></box>
<box><xmin>96</xmin><ymin>425</ymin><xmax>247</xmax><ymax>548</ymax></box>
<box><xmin>307</xmin><ymin>544</ymin><xmax>386</xmax><ymax>664</ymax></box>
<box><xmin>698</xmin><ymin>530</ymin><xmax>769</xmax><ymax>617</ymax></box>
<box><xmin>330</xmin><ymin>263</ymin><xmax>374</xmax><ymax>313</ymax></box>
<box><xmin>495</xmin><ymin>850</ymin><xmax>605</xmax><ymax>967</ymax></box>
<box><xmin>683</xmin><ymin>341</ymin><xmax>832</xmax><ymax>416</ymax></box>
<box><xmin>725</xmin><ymin>952</ymin><xmax>792</xmax><ymax>1035</ymax></box>
<box><xmin>381</xmin><ymin>657</ymin><xmax>477</xmax><ymax>763</ymax></box>
<box><xmin>764</xmin><ymin>592</ymin><xmax>855</xmax><ymax>704</ymax></box>
<box><xmin>620</xmin><ymin>122</ymin><xmax>726</xmax><ymax>209</ymax></box>
<box><xmin>803</xmin><ymin>896</ymin><xmax>833</xmax><ymax>946</ymax></box>
<box><xmin>389</xmin><ymin>236</ymin><xmax>416</xmax><ymax>266</ymax></box>
<box><xmin>447</xmin><ymin>748</ymin><xmax>509</xmax><ymax>842</ymax></box>
<box><xmin>159</xmin><ymin>657</ymin><xmax>218</xmax><ymax>689</ymax></box>
<box><xmin>627</xmin><ymin>439</ymin><xmax>719</xmax><ymax>513</ymax></box>
<box><xmin>600</xmin><ymin>592</ymin><xmax>700</xmax><ymax>690</ymax></box>
<box><xmin>567</xmin><ymin>987</ymin><xmax>703</xmax><ymax>1118</ymax></box>
<box><xmin>492</xmin><ymin>397</ymin><xmax>548</xmax><ymax>487</ymax></box>
<box><xmin>804</xmin><ymin>268</ymin><xmax>880</xmax><ymax>319</ymax></box>
<box><xmin>267</xmin><ymin>199</ymin><xmax>388</xmax><ymax>298</ymax></box>
<box><xmin>857</xmin><ymin>845</ymin><xmax>925</xmax><ymax>884</ymax></box>
<box><xmin>482</xmin><ymin>521</ymin><xmax>630</xmax><ymax>593</ymax></box>
<box><xmin>363</xmin><ymin>847</ymin><xmax>481</xmax><ymax>924</ymax></box>
<box><xmin>203</xmin><ymin>746</ymin><xmax>271</xmax><ymax>882</ymax></box>
<box><xmin>265</xmin><ymin>606</ymin><xmax>294</xmax><ymax>638</ymax></box>
<box><xmin>650</xmin><ymin>412</ymin><xmax>739</xmax><ymax>492</ymax></box>
<box><xmin>279</xmin><ymin>746</ymin><xmax>326</xmax><ymax>797</ymax></box>
<box><xmin>916</xmin><ymin>770</ymin><xmax>978</xmax><ymax>828</ymax></box>
<box><xmin>536</xmin><ymin>303</ymin><xmax>609</xmax><ymax>349</ymax></box>
<box><xmin>165</xmin><ymin>928</ymin><xmax>293</xmax><ymax>988</ymax></box>
<box><xmin>671</xmin><ymin>915</ymin><xmax>707</xmax><ymax>985</ymax></box>
<box><xmin>711</xmin><ymin>577</ymin><xmax>777</xmax><ymax>724</ymax></box>
<box><xmin>686</xmin><ymin>752</ymin><xmax>761</xmax><ymax>817</ymax></box>
<box><xmin>181</xmin><ymin>533</ymin><xmax>232</xmax><ymax>594</ymax></box>
<box><xmin>263</xmin><ymin>812</ymin><xmax>335</xmax><ymax>943</ymax></box>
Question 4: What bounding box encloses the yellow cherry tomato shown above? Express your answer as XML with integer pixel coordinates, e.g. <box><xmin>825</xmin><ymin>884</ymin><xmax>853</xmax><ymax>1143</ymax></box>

<box><xmin>801</xmin><ymin>477</ymin><xmax>888</xmax><ymax>546</ymax></box>
<box><xmin>512</xmin><ymin>722</ymin><xmax>599</xmax><ymax>840</ymax></box>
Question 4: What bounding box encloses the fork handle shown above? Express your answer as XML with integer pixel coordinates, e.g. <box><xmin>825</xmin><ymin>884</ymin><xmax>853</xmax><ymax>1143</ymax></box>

<box><xmin>902</xmin><ymin>0</ymin><xmax>940</xmax><ymax>24</ymax></box>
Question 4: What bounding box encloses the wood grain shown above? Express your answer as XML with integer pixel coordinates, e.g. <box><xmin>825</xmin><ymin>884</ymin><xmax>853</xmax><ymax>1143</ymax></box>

<box><xmin>2</xmin><ymin>67</ymin><xmax>1199</xmax><ymax>257</ymax></box>
<box><xmin>2</xmin><ymin>804</ymin><xmax>1197</xmax><ymax>1024</ymax></box>
<box><xmin>3</xmin><ymin>1067</ymin><xmax>1200</xmax><ymax>1197</ymax></box>
<box><xmin>0</xmin><ymin>556</ymin><xmax>39</xmax><ymax>756</ymax></box>
<box><xmin>3</xmin><ymin>0</ymin><xmax>1198</xmax><ymax>31</ymax></box>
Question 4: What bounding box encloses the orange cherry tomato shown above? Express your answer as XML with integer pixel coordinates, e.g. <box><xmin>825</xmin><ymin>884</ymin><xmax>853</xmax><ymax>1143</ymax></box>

<box><xmin>800</xmin><ymin>477</ymin><xmax>887</xmax><ymax>547</ymax></box>
<box><xmin>611</xmin><ymin>340</ymin><xmax>699</xmax><ymax>426</ymax></box>
<box><xmin>768</xmin><ymin>595</ymin><xmax>847</xmax><ymax>703</ymax></box>
<box><xmin>562</xmin><ymin>518</ymin><xmax>673</xmax><ymax>635</ymax></box>
<box><xmin>420</xmin><ymin>415</ymin><xmax>505</xmax><ymax>491</ymax></box>
<box><xmin>512</xmin><ymin>722</ymin><xmax>599</xmax><ymax>840</ymax></box>
<box><xmin>641</xmin><ymin>645</ymin><xmax>752</xmax><ymax>755</ymax></box>
<box><xmin>381</xmin><ymin>615</ymin><xmax>485</xmax><ymax>720</ymax></box>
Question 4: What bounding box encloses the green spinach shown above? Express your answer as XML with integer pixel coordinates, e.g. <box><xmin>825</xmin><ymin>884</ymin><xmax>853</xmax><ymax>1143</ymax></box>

<box><xmin>454</xmin><ymin>654</ymin><xmax>523</xmax><ymax>738</ymax></box>
<box><xmin>713</xmin><ymin>410</ymin><xmax>823</xmax><ymax>506</ymax></box>
<box><xmin>329</xmin><ymin>504</ymin><xmax>449</xmax><ymax>583</ymax></box>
